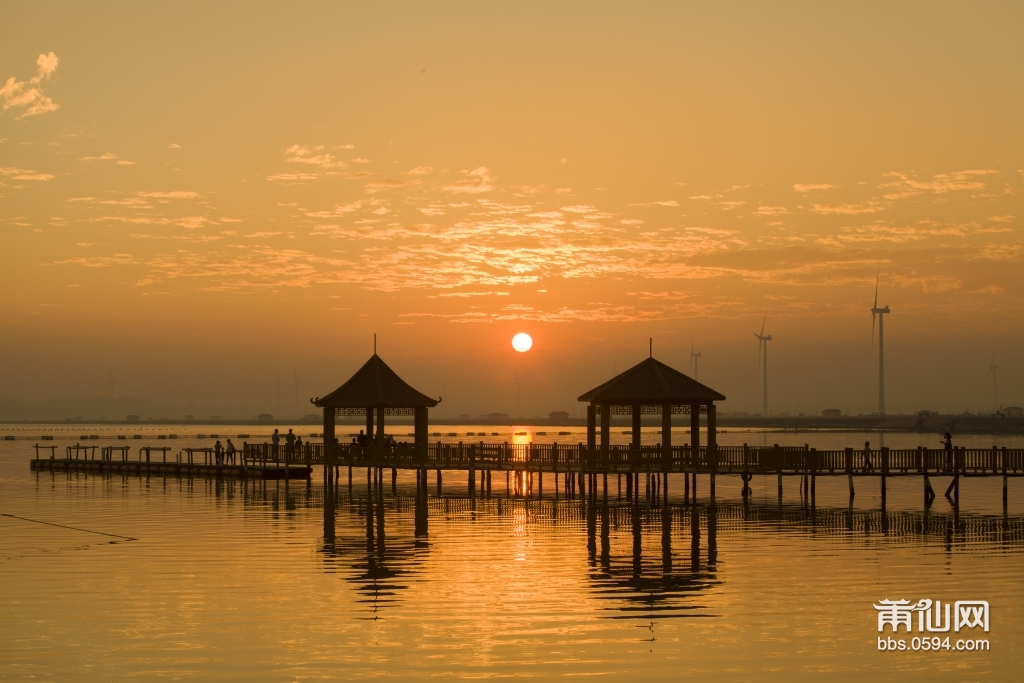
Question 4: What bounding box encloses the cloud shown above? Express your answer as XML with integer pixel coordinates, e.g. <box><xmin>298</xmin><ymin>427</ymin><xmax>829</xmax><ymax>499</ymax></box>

<box><xmin>167</xmin><ymin>143</ymin><xmax>181</xmax><ymax>149</ymax></box>
<box><xmin>267</xmin><ymin>172</ymin><xmax>318</xmax><ymax>182</ymax></box>
<box><xmin>0</xmin><ymin>166</ymin><xmax>53</xmax><ymax>181</ymax></box>
<box><xmin>988</xmin><ymin>215</ymin><xmax>1014</xmax><ymax>223</ymax></box>
<box><xmin>444</xmin><ymin>167</ymin><xmax>495</xmax><ymax>194</ymax></box>
<box><xmin>54</xmin><ymin>254</ymin><xmax>136</xmax><ymax>268</ymax></box>
<box><xmin>812</xmin><ymin>202</ymin><xmax>884</xmax><ymax>215</ymax></box>
<box><xmin>365</xmin><ymin>177</ymin><xmax>414</xmax><ymax>193</ymax></box>
<box><xmin>793</xmin><ymin>183</ymin><xmax>834</xmax><ymax>192</ymax></box>
<box><xmin>754</xmin><ymin>206</ymin><xmax>790</xmax><ymax>216</ymax></box>
<box><xmin>884</xmin><ymin>170</ymin><xmax>997</xmax><ymax>194</ymax></box>
<box><xmin>80</xmin><ymin>153</ymin><xmax>135</xmax><ymax>165</ymax></box>
<box><xmin>138</xmin><ymin>191</ymin><xmax>199</xmax><ymax>199</ymax></box>
<box><xmin>0</xmin><ymin>52</ymin><xmax>60</xmax><ymax>119</ymax></box>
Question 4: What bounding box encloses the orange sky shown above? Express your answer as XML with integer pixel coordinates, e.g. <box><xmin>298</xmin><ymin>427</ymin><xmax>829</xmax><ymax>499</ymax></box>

<box><xmin>1</xmin><ymin>3</ymin><xmax>1022</xmax><ymax>419</ymax></box>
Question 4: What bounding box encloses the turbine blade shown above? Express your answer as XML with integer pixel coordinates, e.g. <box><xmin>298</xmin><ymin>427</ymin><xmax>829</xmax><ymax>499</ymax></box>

<box><xmin>873</xmin><ymin>270</ymin><xmax>879</xmax><ymax>309</ymax></box>
<box><xmin>760</xmin><ymin>309</ymin><xmax>768</xmax><ymax>337</ymax></box>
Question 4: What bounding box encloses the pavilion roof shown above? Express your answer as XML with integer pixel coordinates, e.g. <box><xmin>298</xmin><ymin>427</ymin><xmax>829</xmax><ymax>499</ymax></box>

<box><xmin>313</xmin><ymin>354</ymin><xmax>438</xmax><ymax>409</ymax></box>
<box><xmin>577</xmin><ymin>356</ymin><xmax>725</xmax><ymax>405</ymax></box>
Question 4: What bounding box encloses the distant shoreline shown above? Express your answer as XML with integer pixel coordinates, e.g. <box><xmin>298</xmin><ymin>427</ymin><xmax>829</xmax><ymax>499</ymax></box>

<box><xmin>2</xmin><ymin>414</ymin><xmax>1022</xmax><ymax>434</ymax></box>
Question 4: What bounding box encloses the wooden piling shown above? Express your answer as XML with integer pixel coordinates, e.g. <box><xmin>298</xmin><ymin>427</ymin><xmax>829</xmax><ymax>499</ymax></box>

<box><xmin>1003</xmin><ymin>446</ymin><xmax>1008</xmax><ymax>510</ymax></box>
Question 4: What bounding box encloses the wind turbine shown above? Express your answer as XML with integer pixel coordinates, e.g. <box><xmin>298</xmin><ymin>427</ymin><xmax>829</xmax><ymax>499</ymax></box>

<box><xmin>871</xmin><ymin>273</ymin><xmax>891</xmax><ymax>415</ymax></box>
<box><xmin>689</xmin><ymin>339</ymin><xmax>702</xmax><ymax>380</ymax></box>
<box><xmin>989</xmin><ymin>351</ymin><xmax>999</xmax><ymax>411</ymax></box>
<box><xmin>754</xmin><ymin>310</ymin><xmax>772</xmax><ymax>417</ymax></box>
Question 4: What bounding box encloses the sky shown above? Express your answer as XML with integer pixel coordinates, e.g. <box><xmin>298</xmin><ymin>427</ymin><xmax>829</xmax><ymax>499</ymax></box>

<box><xmin>1</xmin><ymin>2</ymin><xmax>1023</xmax><ymax>420</ymax></box>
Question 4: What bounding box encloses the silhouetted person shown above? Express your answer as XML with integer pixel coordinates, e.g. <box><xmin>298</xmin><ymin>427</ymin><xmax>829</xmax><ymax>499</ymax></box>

<box><xmin>357</xmin><ymin>429</ymin><xmax>367</xmax><ymax>447</ymax></box>
<box><xmin>214</xmin><ymin>440</ymin><xmax>224</xmax><ymax>466</ymax></box>
<box><xmin>942</xmin><ymin>432</ymin><xmax>953</xmax><ymax>470</ymax></box>
<box><xmin>285</xmin><ymin>428</ymin><xmax>295</xmax><ymax>458</ymax></box>
<box><xmin>294</xmin><ymin>436</ymin><xmax>303</xmax><ymax>458</ymax></box>
<box><xmin>271</xmin><ymin>429</ymin><xmax>281</xmax><ymax>458</ymax></box>
<box><xmin>225</xmin><ymin>439</ymin><xmax>236</xmax><ymax>465</ymax></box>
<box><xmin>863</xmin><ymin>441</ymin><xmax>874</xmax><ymax>472</ymax></box>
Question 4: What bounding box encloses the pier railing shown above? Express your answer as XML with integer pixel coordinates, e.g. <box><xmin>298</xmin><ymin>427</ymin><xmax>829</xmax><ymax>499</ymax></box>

<box><xmin>241</xmin><ymin>442</ymin><xmax>1024</xmax><ymax>476</ymax></box>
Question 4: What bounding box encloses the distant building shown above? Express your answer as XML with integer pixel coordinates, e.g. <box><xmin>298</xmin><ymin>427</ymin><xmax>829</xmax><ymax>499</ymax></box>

<box><xmin>126</xmin><ymin>414</ymin><xmax>140</xmax><ymax>422</ymax></box>
<box><xmin>821</xmin><ymin>409</ymin><xmax>842</xmax><ymax>418</ymax></box>
<box><xmin>548</xmin><ymin>411</ymin><xmax>570</xmax><ymax>421</ymax></box>
<box><xmin>1006</xmin><ymin>406</ymin><xmax>1024</xmax><ymax>417</ymax></box>
<box><xmin>487</xmin><ymin>412</ymin><xmax>510</xmax><ymax>421</ymax></box>
<box><xmin>918</xmin><ymin>410</ymin><xmax>939</xmax><ymax>418</ymax></box>
<box><xmin>256</xmin><ymin>413</ymin><xmax>273</xmax><ymax>423</ymax></box>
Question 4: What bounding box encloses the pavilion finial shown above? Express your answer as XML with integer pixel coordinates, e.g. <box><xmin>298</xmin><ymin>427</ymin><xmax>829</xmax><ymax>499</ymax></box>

<box><xmin>649</xmin><ymin>337</ymin><xmax>652</xmax><ymax>358</ymax></box>
<box><xmin>374</xmin><ymin>333</ymin><xmax>377</xmax><ymax>355</ymax></box>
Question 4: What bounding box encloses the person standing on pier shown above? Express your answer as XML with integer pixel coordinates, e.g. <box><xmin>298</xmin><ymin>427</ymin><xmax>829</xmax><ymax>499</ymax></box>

<box><xmin>271</xmin><ymin>429</ymin><xmax>281</xmax><ymax>458</ymax></box>
<box><xmin>285</xmin><ymin>429</ymin><xmax>296</xmax><ymax>459</ymax></box>
<box><xmin>942</xmin><ymin>432</ymin><xmax>953</xmax><ymax>471</ymax></box>
<box><xmin>863</xmin><ymin>441</ymin><xmax>874</xmax><ymax>472</ymax></box>
<box><xmin>214</xmin><ymin>440</ymin><xmax>224</xmax><ymax>466</ymax></box>
<box><xmin>225</xmin><ymin>439</ymin><xmax>236</xmax><ymax>465</ymax></box>
<box><xmin>357</xmin><ymin>430</ymin><xmax>367</xmax><ymax>447</ymax></box>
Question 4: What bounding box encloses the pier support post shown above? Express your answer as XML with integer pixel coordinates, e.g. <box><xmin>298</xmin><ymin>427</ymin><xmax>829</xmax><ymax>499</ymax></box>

<box><xmin>707</xmin><ymin>404</ymin><xmax>716</xmax><ymax>501</ymax></box>
<box><xmin>881</xmin><ymin>447</ymin><xmax>889</xmax><ymax>508</ymax></box>
<box><xmin>924</xmin><ymin>476</ymin><xmax>935</xmax><ymax>505</ymax></box>
<box><xmin>323</xmin><ymin>407</ymin><xmax>335</xmax><ymax>487</ymax></box>
<box><xmin>1003</xmin><ymin>447</ymin><xmax>1008</xmax><ymax>511</ymax></box>
<box><xmin>845</xmin><ymin>447</ymin><xmax>855</xmax><ymax>501</ymax></box>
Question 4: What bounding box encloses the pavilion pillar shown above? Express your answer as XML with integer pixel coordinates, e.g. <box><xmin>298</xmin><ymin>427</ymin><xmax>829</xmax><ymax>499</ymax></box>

<box><xmin>376</xmin><ymin>407</ymin><xmax>385</xmax><ymax>444</ymax></box>
<box><xmin>323</xmin><ymin>407</ymin><xmax>335</xmax><ymax>484</ymax></box>
<box><xmin>707</xmin><ymin>403</ymin><xmax>716</xmax><ymax>500</ymax></box>
<box><xmin>600</xmin><ymin>403</ymin><xmax>610</xmax><ymax>463</ymax></box>
<box><xmin>631</xmin><ymin>405</ymin><xmax>641</xmax><ymax>447</ymax></box>
<box><xmin>587</xmin><ymin>404</ymin><xmax>596</xmax><ymax>450</ymax></box>
<box><xmin>690</xmin><ymin>404</ymin><xmax>700</xmax><ymax>463</ymax></box>
<box><xmin>662</xmin><ymin>403</ymin><xmax>672</xmax><ymax>473</ymax></box>
<box><xmin>414</xmin><ymin>407</ymin><xmax>428</xmax><ymax>448</ymax></box>
<box><xmin>366</xmin><ymin>408</ymin><xmax>374</xmax><ymax>443</ymax></box>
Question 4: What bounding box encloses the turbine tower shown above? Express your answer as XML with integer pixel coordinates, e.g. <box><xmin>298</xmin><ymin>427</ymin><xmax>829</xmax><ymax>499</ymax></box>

<box><xmin>689</xmin><ymin>339</ymin><xmax>702</xmax><ymax>380</ymax></box>
<box><xmin>754</xmin><ymin>310</ymin><xmax>772</xmax><ymax>417</ymax></box>
<box><xmin>989</xmin><ymin>351</ymin><xmax>999</xmax><ymax>410</ymax></box>
<box><xmin>871</xmin><ymin>273</ymin><xmax>891</xmax><ymax>415</ymax></box>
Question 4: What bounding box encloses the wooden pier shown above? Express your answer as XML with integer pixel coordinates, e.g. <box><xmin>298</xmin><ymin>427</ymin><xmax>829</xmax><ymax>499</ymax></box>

<box><xmin>30</xmin><ymin>443</ymin><xmax>311</xmax><ymax>480</ymax></box>
<box><xmin>28</xmin><ymin>440</ymin><xmax>1022</xmax><ymax>506</ymax></box>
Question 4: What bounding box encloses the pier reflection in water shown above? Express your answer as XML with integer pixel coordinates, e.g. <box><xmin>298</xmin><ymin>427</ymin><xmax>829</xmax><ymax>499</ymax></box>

<box><xmin>266</xmin><ymin>473</ymin><xmax>1024</xmax><ymax>621</ymax></box>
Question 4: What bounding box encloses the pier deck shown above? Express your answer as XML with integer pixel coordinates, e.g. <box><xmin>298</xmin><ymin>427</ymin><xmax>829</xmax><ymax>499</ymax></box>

<box><xmin>279</xmin><ymin>442</ymin><xmax>1024</xmax><ymax>477</ymax></box>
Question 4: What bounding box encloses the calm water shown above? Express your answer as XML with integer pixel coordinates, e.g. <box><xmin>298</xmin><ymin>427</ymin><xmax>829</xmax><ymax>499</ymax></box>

<box><xmin>2</xmin><ymin>425</ymin><xmax>1022</xmax><ymax>681</ymax></box>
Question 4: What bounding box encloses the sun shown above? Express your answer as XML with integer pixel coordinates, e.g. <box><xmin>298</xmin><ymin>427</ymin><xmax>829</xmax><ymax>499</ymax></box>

<box><xmin>511</xmin><ymin>333</ymin><xmax>533</xmax><ymax>353</ymax></box>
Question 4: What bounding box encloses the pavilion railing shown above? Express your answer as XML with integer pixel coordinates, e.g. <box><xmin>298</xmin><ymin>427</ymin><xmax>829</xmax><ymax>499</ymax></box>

<box><xmin>241</xmin><ymin>442</ymin><xmax>1024</xmax><ymax>475</ymax></box>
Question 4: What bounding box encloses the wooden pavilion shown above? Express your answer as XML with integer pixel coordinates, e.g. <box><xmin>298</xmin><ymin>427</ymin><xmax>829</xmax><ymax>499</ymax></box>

<box><xmin>577</xmin><ymin>354</ymin><xmax>726</xmax><ymax>466</ymax></box>
<box><xmin>312</xmin><ymin>354</ymin><xmax>439</xmax><ymax>450</ymax></box>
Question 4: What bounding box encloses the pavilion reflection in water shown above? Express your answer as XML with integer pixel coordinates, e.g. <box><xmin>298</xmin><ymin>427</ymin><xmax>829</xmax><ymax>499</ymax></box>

<box><xmin>235</xmin><ymin>477</ymin><xmax>1024</xmax><ymax>617</ymax></box>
